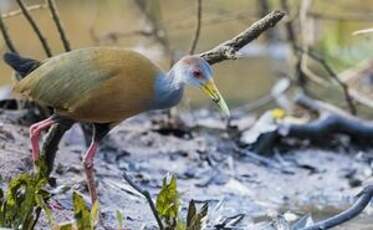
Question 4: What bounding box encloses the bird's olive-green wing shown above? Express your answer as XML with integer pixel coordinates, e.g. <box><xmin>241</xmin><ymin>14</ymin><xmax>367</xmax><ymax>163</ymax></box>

<box><xmin>14</xmin><ymin>47</ymin><xmax>161</xmax><ymax>123</ymax></box>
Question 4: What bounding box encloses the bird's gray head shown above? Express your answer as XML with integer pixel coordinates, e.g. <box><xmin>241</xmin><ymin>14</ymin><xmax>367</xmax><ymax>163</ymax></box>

<box><xmin>172</xmin><ymin>55</ymin><xmax>230</xmax><ymax>116</ymax></box>
<box><xmin>173</xmin><ymin>55</ymin><xmax>213</xmax><ymax>87</ymax></box>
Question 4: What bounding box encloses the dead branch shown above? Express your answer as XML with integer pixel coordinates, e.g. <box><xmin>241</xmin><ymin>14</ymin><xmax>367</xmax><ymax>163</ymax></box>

<box><xmin>280</xmin><ymin>0</ymin><xmax>356</xmax><ymax>115</ymax></box>
<box><xmin>256</xmin><ymin>0</ymin><xmax>277</xmax><ymax>42</ymax></box>
<box><xmin>46</xmin><ymin>0</ymin><xmax>71</xmax><ymax>51</ymax></box>
<box><xmin>302</xmin><ymin>185</ymin><xmax>373</xmax><ymax>230</ymax></box>
<box><xmin>188</xmin><ymin>0</ymin><xmax>202</xmax><ymax>55</ymax></box>
<box><xmin>297</xmin><ymin>47</ymin><xmax>357</xmax><ymax>115</ymax></box>
<box><xmin>16</xmin><ymin>0</ymin><xmax>52</xmax><ymax>57</ymax></box>
<box><xmin>0</xmin><ymin>12</ymin><xmax>18</xmax><ymax>53</ymax></box>
<box><xmin>2</xmin><ymin>4</ymin><xmax>47</xmax><ymax>19</ymax></box>
<box><xmin>250</xmin><ymin>93</ymin><xmax>373</xmax><ymax>154</ymax></box>
<box><xmin>92</xmin><ymin>10</ymin><xmax>257</xmax><ymax>44</ymax></box>
<box><xmin>133</xmin><ymin>0</ymin><xmax>173</xmax><ymax>61</ymax></box>
<box><xmin>200</xmin><ymin>10</ymin><xmax>285</xmax><ymax>65</ymax></box>
<box><xmin>280</xmin><ymin>0</ymin><xmax>307</xmax><ymax>87</ymax></box>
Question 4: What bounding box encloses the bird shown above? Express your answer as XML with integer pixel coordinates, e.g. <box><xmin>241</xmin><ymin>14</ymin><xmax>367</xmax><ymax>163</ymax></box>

<box><xmin>3</xmin><ymin>47</ymin><xmax>230</xmax><ymax>204</ymax></box>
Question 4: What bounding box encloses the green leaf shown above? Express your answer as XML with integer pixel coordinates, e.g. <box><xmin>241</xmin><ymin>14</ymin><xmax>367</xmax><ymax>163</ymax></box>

<box><xmin>156</xmin><ymin>175</ymin><xmax>179</xmax><ymax>228</ymax></box>
<box><xmin>5</xmin><ymin>173</ymin><xmax>47</xmax><ymax>228</ymax></box>
<box><xmin>35</xmin><ymin>194</ymin><xmax>55</xmax><ymax>226</ymax></box>
<box><xmin>0</xmin><ymin>159</ymin><xmax>51</xmax><ymax>229</ymax></box>
<box><xmin>186</xmin><ymin>200</ymin><xmax>208</xmax><ymax>230</ymax></box>
<box><xmin>156</xmin><ymin>175</ymin><xmax>179</xmax><ymax>218</ymax></box>
<box><xmin>186</xmin><ymin>200</ymin><xmax>197</xmax><ymax>227</ymax></box>
<box><xmin>56</xmin><ymin>222</ymin><xmax>75</xmax><ymax>230</ymax></box>
<box><xmin>72</xmin><ymin>191</ymin><xmax>92</xmax><ymax>230</ymax></box>
<box><xmin>116</xmin><ymin>210</ymin><xmax>124</xmax><ymax>230</ymax></box>
<box><xmin>90</xmin><ymin>200</ymin><xmax>100</xmax><ymax>226</ymax></box>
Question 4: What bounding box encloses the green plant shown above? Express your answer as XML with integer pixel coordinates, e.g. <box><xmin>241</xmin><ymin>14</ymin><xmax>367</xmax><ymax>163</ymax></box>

<box><xmin>0</xmin><ymin>160</ymin><xmax>49</xmax><ymax>229</ymax></box>
<box><xmin>116</xmin><ymin>210</ymin><xmax>124</xmax><ymax>230</ymax></box>
<box><xmin>156</xmin><ymin>175</ymin><xmax>179</xmax><ymax>228</ymax></box>
<box><xmin>0</xmin><ymin>158</ymin><xmax>99</xmax><ymax>230</ymax></box>
<box><xmin>155</xmin><ymin>175</ymin><xmax>208</xmax><ymax>230</ymax></box>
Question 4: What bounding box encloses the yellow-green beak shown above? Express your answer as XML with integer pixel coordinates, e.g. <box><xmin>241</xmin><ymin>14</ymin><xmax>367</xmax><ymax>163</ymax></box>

<box><xmin>201</xmin><ymin>80</ymin><xmax>230</xmax><ymax>116</ymax></box>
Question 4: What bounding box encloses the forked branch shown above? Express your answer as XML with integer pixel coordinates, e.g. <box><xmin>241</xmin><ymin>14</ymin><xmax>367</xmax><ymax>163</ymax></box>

<box><xmin>200</xmin><ymin>10</ymin><xmax>285</xmax><ymax>65</ymax></box>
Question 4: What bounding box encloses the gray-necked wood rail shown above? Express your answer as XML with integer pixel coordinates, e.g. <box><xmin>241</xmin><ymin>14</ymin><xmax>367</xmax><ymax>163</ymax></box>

<box><xmin>3</xmin><ymin>47</ymin><xmax>230</xmax><ymax>203</ymax></box>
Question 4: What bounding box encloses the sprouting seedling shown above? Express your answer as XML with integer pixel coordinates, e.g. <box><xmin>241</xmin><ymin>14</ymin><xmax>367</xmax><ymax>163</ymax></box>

<box><xmin>155</xmin><ymin>175</ymin><xmax>208</xmax><ymax>230</ymax></box>
<box><xmin>116</xmin><ymin>210</ymin><xmax>124</xmax><ymax>230</ymax></box>
<box><xmin>156</xmin><ymin>175</ymin><xmax>180</xmax><ymax>228</ymax></box>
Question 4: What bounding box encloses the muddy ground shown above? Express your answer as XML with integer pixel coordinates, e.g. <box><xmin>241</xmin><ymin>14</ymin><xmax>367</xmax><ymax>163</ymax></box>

<box><xmin>0</xmin><ymin>109</ymin><xmax>373</xmax><ymax>229</ymax></box>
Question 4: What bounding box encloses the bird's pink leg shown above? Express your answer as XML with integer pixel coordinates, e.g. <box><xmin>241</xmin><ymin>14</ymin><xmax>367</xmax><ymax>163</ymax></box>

<box><xmin>29</xmin><ymin>117</ymin><xmax>55</xmax><ymax>163</ymax></box>
<box><xmin>83</xmin><ymin>141</ymin><xmax>99</xmax><ymax>204</ymax></box>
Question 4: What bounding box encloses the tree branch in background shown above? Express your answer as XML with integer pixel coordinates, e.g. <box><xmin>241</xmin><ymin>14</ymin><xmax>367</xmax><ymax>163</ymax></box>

<box><xmin>188</xmin><ymin>0</ymin><xmax>202</xmax><ymax>55</ymax></box>
<box><xmin>296</xmin><ymin>47</ymin><xmax>357</xmax><ymax>115</ymax></box>
<box><xmin>251</xmin><ymin>93</ymin><xmax>372</xmax><ymax>154</ymax></box>
<box><xmin>280</xmin><ymin>0</ymin><xmax>307</xmax><ymax>88</ymax></box>
<box><xmin>0</xmin><ymin>13</ymin><xmax>18</xmax><ymax>53</ymax></box>
<box><xmin>256</xmin><ymin>0</ymin><xmax>277</xmax><ymax>42</ymax></box>
<box><xmin>133</xmin><ymin>0</ymin><xmax>173</xmax><ymax>62</ymax></box>
<box><xmin>16</xmin><ymin>0</ymin><xmax>52</xmax><ymax>57</ymax></box>
<box><xmin>2</xmin><ymin>4</ymin><xmax>47</xmax><ymax>19</ymax></box>
<box><xmin>91</xmin><ymin>10</ymin><xmax>258</xmax><ymax>45</ymax></box>
<box><xmin>302</xmin><ymin>185</ymin><xmax>373</xmax><ymax>230</ymax></box>
<box><xmin>200</xmin><ymin>10</ymin><xmax>285</xmax><ymax>65</ymax></box>
<box><xmin>46</xmin><ymin>0</ymin><xmax>71</xmax><ymax>51</ymax></box>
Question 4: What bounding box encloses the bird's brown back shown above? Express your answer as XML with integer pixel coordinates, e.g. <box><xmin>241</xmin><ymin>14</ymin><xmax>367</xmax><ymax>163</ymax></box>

<box><xmin>14</xmin><ymin>47</ymin><xmax>163</xmax><ymax>123</ymax></box>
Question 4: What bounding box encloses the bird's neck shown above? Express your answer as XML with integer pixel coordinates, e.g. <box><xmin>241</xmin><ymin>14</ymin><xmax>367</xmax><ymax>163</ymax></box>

<box><xmin>151</xmin><ymin>69</ymin><xmax>184</xmax><ymax>110</ymax></box>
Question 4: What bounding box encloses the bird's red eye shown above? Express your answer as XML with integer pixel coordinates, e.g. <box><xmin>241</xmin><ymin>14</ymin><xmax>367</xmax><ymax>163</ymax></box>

<box><xmin>192</xmin><ymin>70</ymin><xmax>202</xmax><ymax>78</ymax></box>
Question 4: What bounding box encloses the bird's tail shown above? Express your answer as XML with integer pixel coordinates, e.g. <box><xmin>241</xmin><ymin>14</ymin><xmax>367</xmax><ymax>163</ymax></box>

<box><xmin>3</xmin><ymin>52</ymin><xmax>41</xmax><ymax>79</ymax></box>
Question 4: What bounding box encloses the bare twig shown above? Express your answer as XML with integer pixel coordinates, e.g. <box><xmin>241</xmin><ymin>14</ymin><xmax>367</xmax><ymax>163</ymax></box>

<box><xmin>92</xmin><ymin>10</ymin><xmax>258</xmax><ymax>44</ymax></box>
<box><xmin>16</xmin><ymin>0</ymin><xmax>52</xmax><ymax>57</ymax></box>
<box><xmin>302</xmin><ymin>185</ymin><xmax>373</xmax><ymax>230</ymax></box>
<box><xmin>133</xmin><ymin>0</ymin><xmax>173</xmax><ymax>61</ymax></box>
<box><xmin>46</xmin><ymin>0</ymin><xmax>71</xmax><ymax>51</ymax></box>
<box><xmin>280</xmin><ymin>0</ymin><xmax>307</xmax><ymax>87</ymax></box>
<box><xmin>188</xmin><ymin>0</ymin><xmax>202</xmax><ymax>55</ymax></box>
<box><xmin>297</xmin><ymin>47</ymin><xmax>357</xmax><ymax>115</ymax></box>
<box><xmin>2</xmin><ymin>4</ymin><xmax>47</xmax><ymax>19</ymax></box>
<box><xmin>250</xmin><ymin>93</ymin><xmax>373</xmax><ymax>153</ymax></box>
<box><xmin>256</xmin><ymin>0</ymin><xmax>277</xmax><ymax>42</ymax></box>
<box><xmin>122</xmin><ymin>171</ymin><xmax>164</xmax><ymax>230</ymax></box>
<box><xmin>200</xmin><ymin>10</ymin><xmax>285</xmax><ymax>65</ymax></box>
<box><xmin>0</xmin><ymin>12</ymin><xmax>18</xmax><ymax>53</ymax></box>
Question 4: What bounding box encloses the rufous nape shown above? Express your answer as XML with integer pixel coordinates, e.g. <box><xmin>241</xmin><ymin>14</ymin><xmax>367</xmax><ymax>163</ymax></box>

<box><xmin>3</xmin><ymin>47</ymin><xmax>230</xmax><ymax>203</ymax></box>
